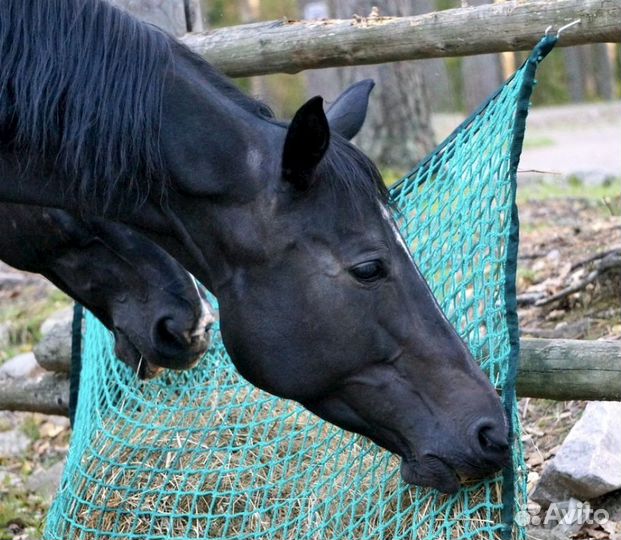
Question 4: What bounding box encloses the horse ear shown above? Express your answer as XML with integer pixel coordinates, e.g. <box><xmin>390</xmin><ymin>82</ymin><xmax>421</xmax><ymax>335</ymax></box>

<box><xmin>282</xmin><ymin>96</ymin><xmax>330</xmax><ymax>190</ymax></box>
<box><xmin>326</xmin><ymin>79</ymin><xmax>375</xmax><ymax>140</ymax></box>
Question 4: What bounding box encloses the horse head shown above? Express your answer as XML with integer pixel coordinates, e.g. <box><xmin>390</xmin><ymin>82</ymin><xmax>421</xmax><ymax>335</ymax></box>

<box><xmin>81</xmin><ymin>218</ymin><xmax>215</xmax><ymax>378</ymax></box>
<box><xmin>161</xmin><ymin>67</ymin><xmax>510</xmax><ymax>492</ymax></box>
<box><xmin>0</xmin><ymin>204</ymin><xmax>214</xmax><ymax>379</ymax></box>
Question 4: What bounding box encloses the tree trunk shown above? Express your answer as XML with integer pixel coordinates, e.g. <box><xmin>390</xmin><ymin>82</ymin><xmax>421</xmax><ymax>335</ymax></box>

<box><xmin>110</xmin><ymin>0</ymin><xmax>203</xmax><ymax>35</ymax></box>
<box><xmin>186</xmin><ymin>0</ymin><xmax>205</xmax><ymax>31</ymax></box>
<box><xmin>302</xmin><ymin>0</ymin><xmax>435</xmax><ymax>170</ymax></box>
<box><xmin>591</xmin><ymin>43</ymin><xmax>614</xmax><ymax>100</ymax></box>
<box><xmin>564</xmin><ymin>45</ymin><xmax>589</xmax><ymax>102</ymax></box>
<box><xmin>460</xmin><ymin>0</ymin><xmax>503</xmax><ymax>112</ymax></box>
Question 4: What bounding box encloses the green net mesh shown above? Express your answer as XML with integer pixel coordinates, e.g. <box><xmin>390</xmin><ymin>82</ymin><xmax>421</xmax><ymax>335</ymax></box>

<box><xmin>45</xmin><ymin>36</ymin><xmax>557</xmax><ymax>540</ymax></box>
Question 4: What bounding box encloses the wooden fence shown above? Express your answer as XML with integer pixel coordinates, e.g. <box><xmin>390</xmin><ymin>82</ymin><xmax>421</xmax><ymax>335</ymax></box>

<box><xmin>1</xmin><ymin>338</ymin><xmax>619</xmax><ymax>416</ymax></box>
<box><xmin>181</xmin><ymin>0</ymin><xmax>621</xmax><ymax>78</ymax></box>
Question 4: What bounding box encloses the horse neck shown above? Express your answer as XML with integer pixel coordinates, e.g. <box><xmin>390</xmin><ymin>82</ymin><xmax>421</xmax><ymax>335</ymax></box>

<box><xmin>142</xmin><ymin>53</ymin><xmax>285</xmax><ymax>291</ymax></box>
<box><xmin>160</xmin><ymin>50</ymin><xmax>279</xmax><ymax>196</ymax></box>
<box><xmin>0</xmin><ymin>202</ymin><xmax>83</xmax><ymax>272</ymax></box>
<box><xmin>0</xmin><ymin>154</ymin><xmax>67</xmax><ymax>208</ymax></box>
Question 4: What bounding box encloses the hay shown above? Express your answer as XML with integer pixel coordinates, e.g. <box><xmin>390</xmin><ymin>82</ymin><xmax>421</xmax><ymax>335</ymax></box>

<box><xmin>50</xmin><ymin>353</ymin><xmax>512</xmax><ymax>540</ymax></box>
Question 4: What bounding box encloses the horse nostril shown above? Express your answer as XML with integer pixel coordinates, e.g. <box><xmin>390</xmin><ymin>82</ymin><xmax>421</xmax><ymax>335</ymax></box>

<box><xmin>473</xmin><ymin>419</ymin><xmax>509</xmax><ymax>458</ymax></box>
<box><xmin>149</xmin><ymin>317</ymin><xmax>205</xmax><ymax>371</ymax></box>
<box><xmin>154</xmin><ymin>317</ymin><xmax>190</xmax><ymax>352</ymax></box>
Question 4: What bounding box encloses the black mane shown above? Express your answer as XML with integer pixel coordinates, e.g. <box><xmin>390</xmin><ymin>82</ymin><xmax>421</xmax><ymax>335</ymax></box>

<box><xmin>0</xmin><ymin>0</ymin><xmax>386</xmax><ymax>215</ymax></box>
<box><xmin>0</xmin><ymin>0</ymin><xmax>173</xmax><ymax>213</ymax></box>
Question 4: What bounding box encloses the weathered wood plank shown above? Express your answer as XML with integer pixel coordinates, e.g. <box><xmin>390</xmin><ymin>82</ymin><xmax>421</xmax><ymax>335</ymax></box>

<box><xmin>517</xmin><ymin>338</ymin><xmax>621</xmax><ymax>401</ymax></box>
<box><xmin>181</xmin><ymin>0</ymin><xmax>621</xmax><ymax>78</ymax></box>
<box><xmin>0</xmin><ymin>373</ymin><xmax>70</xmax><ymax>416</ymax></box>
<box><xmin>2</xmin><ymin>338</ymin><xmax>618</xmax><ymax>415</ymax></box>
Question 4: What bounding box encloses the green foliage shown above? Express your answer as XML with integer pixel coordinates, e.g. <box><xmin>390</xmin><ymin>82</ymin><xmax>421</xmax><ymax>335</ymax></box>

<box><xmin>20</xmin><ymin>417</ymin><xmax>40</xmax><ymax>442</ymax></box>
<box><xmin>526</xmin><ymin>51</ymin><xmax>571</xmax><ymax>106</ymax></box>
<box><xmin>445</xmin><ymin>57</ymin><xmax>466</xmax><ymax>112</ymax></box>
<box><xmin>517</xmin><ymin>178</ymin><xmax>621</xmax><ymax>218</ymax></box>
<box><xmin>517</xmin><ymin>178</ymin><xmax>620</xmax><ymax>204</ymax></box>
<box><xmin>0</xmin><ymin>488</ymin><xmax>45</xmax><ymax>540</ymax></box>
<box><xmin>380</xmin><ymin>167</ymin><xmax>407</xmax><ymax>187</ymax></box>
<box><xmin>205</xmin><ymin>0</ymin><xmax>298</xmax><ymax>28</ymax></box>
<box><xmin>434</xmin><ymin>0</ymin><xmax>460</xmax><ymax>11</ymax></box>
<box><xmin>258</xmin><ymin>0</ymin><xmax>298</xmax><ymax>19</ymax></box>
<box><xmin>522</xmin><ymin>135</ymin><xmax>554</xmax><ymax>150</ymax></box>
<box><xmin>517</xmin><ymin>267</ymin><xmax>537</xmax><ymax>287</ymax></box>
<box><xmin>615</xmin><ymin>44</ymin><xmax>621</xmax><ymax>98</ymax></box>
<box><xmin>204</xmin><ymin>0</ymin><xmax>238</xmax><ymax>27</ymax></box>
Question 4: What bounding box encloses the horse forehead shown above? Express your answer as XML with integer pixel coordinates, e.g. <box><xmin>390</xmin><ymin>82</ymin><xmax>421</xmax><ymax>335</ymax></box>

<box><xmin>302</xmin><ymin>195</ymin><xmax>383</xmax><ymax>237</ymax></box>
<box><xmin>378</xmin><ymin>202</ymin><xmax>411</xmax><ymax>257</ymax></box>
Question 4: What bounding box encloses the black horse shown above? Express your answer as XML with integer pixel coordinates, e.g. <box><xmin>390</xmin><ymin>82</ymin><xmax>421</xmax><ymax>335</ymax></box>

<box><xmin>0</xmin><ymin>203</ymin><xmax>213</xmax><ymax>379</ymax></box>
<box><xmin>0</xmin><ymin>0</ymin><xmax>508</xmax><ymax>492</ymax></box>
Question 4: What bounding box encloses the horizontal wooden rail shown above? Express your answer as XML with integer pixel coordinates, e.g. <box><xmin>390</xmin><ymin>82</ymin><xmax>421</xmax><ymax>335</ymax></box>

<box><xmin>517</xmin><ymin>338</ymin><xmax>621</xmax><ymax>401</ymax></box>
<box><xmin>181</xmin><ymin>0</ymin><xmax>621</xmax><ymax>78</ymax></box>
<box><xmin>0</xmin><ymin>372</ymin><xmax>70</xmax><ymax>416</ymax></box>
<box><xmin>1</xmin><ymin>339</ymin><xmax>619</xmax><ymax>416</ymax></box>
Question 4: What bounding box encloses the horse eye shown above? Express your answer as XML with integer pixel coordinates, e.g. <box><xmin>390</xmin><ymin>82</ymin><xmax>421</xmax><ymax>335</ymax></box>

<box><xmin>350</xmin><ymin>260</ymin><xmax>386</xmax><ymax>283</ymax></box>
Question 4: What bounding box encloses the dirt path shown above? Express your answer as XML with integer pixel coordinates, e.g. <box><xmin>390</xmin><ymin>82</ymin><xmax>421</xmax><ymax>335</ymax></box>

<box><xmin>433</xmin><ymin>101</ymin><xmax>621</xmax><ymax>184</ymax></box>
<box><xmin>520</xmin><ymin>101</ymin><xmax>621</xmax><ymax>182</ymax></box>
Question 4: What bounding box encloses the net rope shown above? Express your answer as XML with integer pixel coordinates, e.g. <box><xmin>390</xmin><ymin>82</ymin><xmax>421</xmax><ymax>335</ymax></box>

<box><xmin>45</xmin><ymin>35</ymin><xmax>557</xmax><ymax>540</ymax></box>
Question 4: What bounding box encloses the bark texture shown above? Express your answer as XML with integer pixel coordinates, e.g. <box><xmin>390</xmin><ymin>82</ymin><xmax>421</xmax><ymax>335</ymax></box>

<box><xmin>181</xmin><ymin>1</ymin><xmax>621</xmax><ymax>77</ymax></box>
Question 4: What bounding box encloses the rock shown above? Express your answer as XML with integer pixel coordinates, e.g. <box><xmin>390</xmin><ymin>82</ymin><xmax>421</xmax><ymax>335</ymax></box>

<box><xmin>532</xmin><ymin>402</ymin><xmax>621</xmax><ymax>506</ymax></box>
<box><xmin>545</xmin><ymin>249</ymin><xmax>561</xmax><ymax>263</ymax></box>
<box><xmin>34</xmin><ymin>310</ymin><xmax>74</xmax><ymax>373</ymax></box>
<box><xmin>25</xmin><ymin>460</ymin><xmax>65</xmax><ymax>500</ymax></box>
<box><xmin>0</xmin><ymin>271</ymin><xmax>31</xmax><ymax>289</ymax></box>
<box><xmin>545</xmin><ymin>499</ymin><xmax>589</xmax><ymax>537</ymax></box>
<box><xmin>0</xmin><ymin>415</ymin><xmax>12</xmax><ymax>432</ymax></box>
<box><xmin>0</xmin><ymin>429</ymin><xmax>30</xmax><ymax>458</ymax></box>
<box><xmin>39</xmin><ymin>307</ymin><xmax>73</xmax><ymax>336</ymax></box>
<box><xmin>533</xmin><ymin>259</ymin><xmax>547</xmax><ymax>272</ymax></box>
<box><xmin>525</xmin><ymin>526</ymin><xmax>556</xmax><ymax>540</ymax></box>
<box><xmin>0</xmin><ymin>352</ymin><xmax>44</xmax><ymax>379</ymax></box>
<box><xmin>593</xmin><ymin>489</ymin><xmax>621</xmax><ymax>522</ymax></box>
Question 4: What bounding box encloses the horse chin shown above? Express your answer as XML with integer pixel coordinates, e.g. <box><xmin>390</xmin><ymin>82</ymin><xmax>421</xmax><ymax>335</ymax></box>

<box><xmin>113</xmin><ymin>330</ymin><xmax>163</xmax><ymax>380</ymax></box>
<box><xmin>138</xmin><ymin>360</ymin><xmax>165</xmax><ymax>380</ymax></box>
<box><xmin>399</xmin><ymin>455</ymin><xmax>460</xmax><ymax>494</ymax></box>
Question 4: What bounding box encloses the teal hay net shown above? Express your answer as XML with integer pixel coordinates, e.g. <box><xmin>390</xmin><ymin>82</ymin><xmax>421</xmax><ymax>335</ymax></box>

<box><xmin>45</xmin><ymin>35</ymin><xmax>558</xmax><ymax>540</ymax></box>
